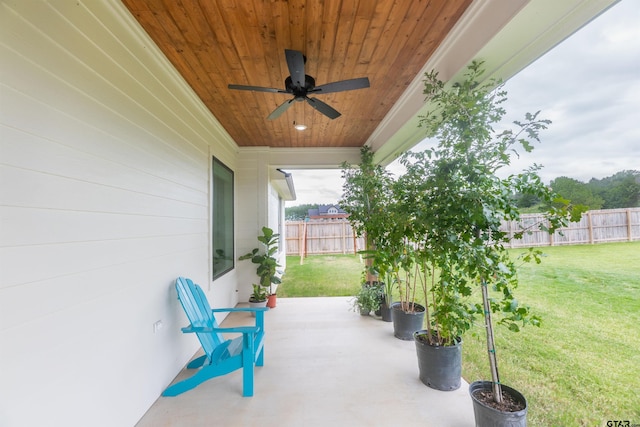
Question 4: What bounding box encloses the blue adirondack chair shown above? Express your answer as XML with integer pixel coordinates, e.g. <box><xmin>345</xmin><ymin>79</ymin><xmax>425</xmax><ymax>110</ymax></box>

<box><xmin>162</xmin><ymin>277</ymin><xmax>268</xmax><ymax>397</ymax></box>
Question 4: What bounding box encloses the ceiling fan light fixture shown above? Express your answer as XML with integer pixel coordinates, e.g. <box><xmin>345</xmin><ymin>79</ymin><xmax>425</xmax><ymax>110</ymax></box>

<box><xmin>293</xmin><ymin>121</ymin><xmax>307</xmax><ymax>131</ymax></box>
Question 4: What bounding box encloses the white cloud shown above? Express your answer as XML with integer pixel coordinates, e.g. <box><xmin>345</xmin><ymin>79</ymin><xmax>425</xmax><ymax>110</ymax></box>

<box><xmin>287</xmin><ymin>169</ymin><xmax>345</xmax><ymax>206</ymax></box>
<box><xmin>289</xmin><ymin>1</ymin><xmax>639</xmax><ymax>206</ymax></box>
<box><xmin>499</xmin><ymin>0</ymin><xmax>640</xmax><ymax>183</ymax></box>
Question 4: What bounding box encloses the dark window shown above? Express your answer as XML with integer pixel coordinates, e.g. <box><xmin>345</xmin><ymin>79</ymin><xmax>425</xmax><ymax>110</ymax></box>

<box><xmin>212</xmin><ymin>157</ymin><xmax>234</xmax><ymax>279</ymax></box>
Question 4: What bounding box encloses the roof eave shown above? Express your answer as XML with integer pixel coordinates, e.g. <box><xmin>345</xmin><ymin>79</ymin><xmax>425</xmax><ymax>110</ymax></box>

<box><xmin>369</xmin><ymin>0</ymin><xmax>620</xmax><ymax>166</ymax></box>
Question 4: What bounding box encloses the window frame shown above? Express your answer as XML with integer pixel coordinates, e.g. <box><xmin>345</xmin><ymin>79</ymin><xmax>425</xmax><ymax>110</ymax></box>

<box><xmin>212</xmin><ymin>156</ymin><xmax>234</xmax><ymax>280</ymax></box>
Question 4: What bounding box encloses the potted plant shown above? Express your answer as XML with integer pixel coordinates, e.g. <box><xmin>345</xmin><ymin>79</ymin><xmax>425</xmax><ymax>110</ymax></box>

<box><xmin>247</xmin><ymin>283</ymin><xmax>268</xmax><ymax>315</ymax></box>
<box><xmin>393</xmin><ymin>145</ymin><xmax>476</xmax><ymax>390</ymax></box>
<box><xmin>239</xmin><ymin>226</ymin><xmax>282</xmax><ymax>308</ymax></box>
<box><xmin>341</xmin><ymin>146</ymin><xmax>426</xmax><ymax>337</ymax></box>
<box><xmin>340</xmin><ymin>145</ymin><xmax>394</xmax><ymax>282</ymax></box>
<box><xmin>376</xmin><ymin>273</ymin><xmax>394</xmax><ymax>322</ymax></box>
<box><xmin>414</xmin><ymin>61</ymin><xmax>582</xmax><ymax>421</ymax></box>
<box><xmin>410</xmin><ymin>247</ymin><xmax>467</xmax><ymax>391</ymax></box>
<box><xmin>360</xmin><ymin>248</ymin><xmax>396</xmax><ymax>322</ymax></box>
<box><xmin>350</xmin><ymin>281</ymin><xmax>383</xmax><ymax>316</ymax></box>
<box><xmin>386</xmin><ymin>244</ymin><xmax>426</xmax><ymax>340</ymax></box>
<box><xmin>379</xmin><ymin>278</ymin><xmax>394</xmax><ymax>322</ymax></box>
<box><xmin>388</xmin><ymin>170</ymin><xmax>469</xmax><ymax>388</ymax></box>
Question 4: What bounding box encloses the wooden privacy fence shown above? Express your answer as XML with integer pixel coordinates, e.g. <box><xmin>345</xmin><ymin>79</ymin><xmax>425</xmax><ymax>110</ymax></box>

<box><xmin>503</xmin><ymin>207</ymin><xmax>640</xmax><ymax>248</ymax></box>
<box><xmin>285</xmin><ymin>221</ymin><xmax>365</xmax><ymax>256</ymax></box>
<box><xmin>285</xmin><ymin>208</ymin><xmax>640</xmax><ymax>255</ymax></box>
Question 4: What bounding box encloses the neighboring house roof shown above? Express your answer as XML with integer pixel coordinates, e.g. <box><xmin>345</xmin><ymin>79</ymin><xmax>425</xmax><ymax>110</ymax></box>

<box><xmin>308</xmin><ymin>205</ymin><xmax>349</xmax><ymax>219</ymax></box>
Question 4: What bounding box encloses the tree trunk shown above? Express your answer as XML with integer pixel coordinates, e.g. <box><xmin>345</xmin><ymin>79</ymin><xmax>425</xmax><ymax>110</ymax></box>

<box><xmin>481</xmin><ymin>278</ymin><xmax>503</xmax><ymax>404</ymax></box>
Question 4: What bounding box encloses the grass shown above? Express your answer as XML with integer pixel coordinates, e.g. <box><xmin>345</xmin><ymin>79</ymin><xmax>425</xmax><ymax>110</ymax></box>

<box><xmin>279</xmin><ymin>242</ymin><xmax>640</xmax><ymax>427</ymax></box>
<box><xmin>279</xmin><ymin>254</ymin><xmax>363</xmax><ymax>297</ymax></box>
<box><xmin>463</xmin><ymin>242</ymin><xmax>640</xmax><ymax>426</ymax></box>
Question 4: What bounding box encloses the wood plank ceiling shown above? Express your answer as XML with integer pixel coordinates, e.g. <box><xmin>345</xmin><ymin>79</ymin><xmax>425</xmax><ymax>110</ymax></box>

<box><xmin>122</xmin><ymin>0</ymin><xmax>472</xmax><ymax>148</ymax></box>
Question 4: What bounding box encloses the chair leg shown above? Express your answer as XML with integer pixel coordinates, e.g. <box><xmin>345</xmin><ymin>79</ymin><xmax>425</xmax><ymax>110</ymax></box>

<box><xmin>241</xmin><ymin>335</ymin><xmax>256</xmax><ymax>397</ymax></box>
<box><xmin>242</xmin><ymin>350</ymin><xmax>254</xmax><ymax>397</ymax></box>
<box><xmin>256</xmin><ymin>346</ymin><xmax>264</xmax><ymax>367</ymax></box>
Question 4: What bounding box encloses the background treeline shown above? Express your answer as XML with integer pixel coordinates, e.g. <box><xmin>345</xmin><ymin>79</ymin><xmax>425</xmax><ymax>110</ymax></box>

<box><xmin>285</xmin><ymin>203</ymin><xmax>319</xmax><ymax>221</ymax></box>
<box><xmin>286</xmin><ymin>170</ymin><xmax>639</xmax><ymax>219</ymax></box>
<box><xmin>515</xmin><ymin>170</ymin><xmax>639</xmax><ymax>211</ymax></box>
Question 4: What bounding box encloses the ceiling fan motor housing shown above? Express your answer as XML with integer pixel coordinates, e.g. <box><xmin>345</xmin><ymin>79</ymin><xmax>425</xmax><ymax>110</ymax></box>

<box><xmin>285</xmin><ymin>75</ymin><xmax>316</xmax><ymax>99</ymax></box>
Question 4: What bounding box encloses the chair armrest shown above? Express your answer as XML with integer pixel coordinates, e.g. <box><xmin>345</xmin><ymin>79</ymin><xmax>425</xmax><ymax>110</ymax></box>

<box><xmin>211</xmin><ymin>307</ymin><xmax>269</xmax><ymax>313</ymax></box>
<box><xmin>181</xmin><ymin>325</ymin><xmax>260</xmax><ymax>335</ymax></box>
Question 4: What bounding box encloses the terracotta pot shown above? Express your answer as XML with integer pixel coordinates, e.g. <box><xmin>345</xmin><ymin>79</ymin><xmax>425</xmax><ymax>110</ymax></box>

<box><xmin>266</xmin><ymin>294</ymin><xmax>277</xmax><ymax>308</ymax></box>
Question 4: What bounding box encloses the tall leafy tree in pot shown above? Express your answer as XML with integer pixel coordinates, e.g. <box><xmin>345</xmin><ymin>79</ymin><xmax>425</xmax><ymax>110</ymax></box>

<box><xmin>415</xmin><ymin>60</ymin><xmax>583</xmax><ymax>406</ymax></box>
<box><xmin>340</xmin><ymin>146</ymin><xmax>395</xmax><ymax>284</ymax></box>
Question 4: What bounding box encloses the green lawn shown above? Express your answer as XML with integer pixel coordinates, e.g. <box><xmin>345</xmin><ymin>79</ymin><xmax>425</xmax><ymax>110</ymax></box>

<box><xmin>280</xmin><ymin>242</ymin><xmax>640</xmax><ymax>427</ymax></box>
<box><xmin>279</xmin><ymin>254</ymin><xmax>363</xmax><ymax>297</ymax></box>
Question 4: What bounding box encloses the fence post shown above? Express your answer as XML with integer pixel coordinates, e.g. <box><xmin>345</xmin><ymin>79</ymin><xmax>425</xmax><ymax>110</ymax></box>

<box><xmin>299</xmin><ymin>222</ymin><xmax>304</xmax><ymax>257</ymax></box>
<box><xmin>587</xmin><ymin>211</ymin><xmax>594</xmax><ymax>244</ymax></box>
<box><xmin>300</xmin><ymin>222</ymin><xmax>307</xmax><ymax>265</ymax></box>
<box><xmin>342</xmin><ymin>221</ymin><xmax>346</xmax><ymax>254</ymax></box>
<box><xmin>508</xmin><ymin>220</ymin><xmax>514</xmax><ymax>248</ymax></box>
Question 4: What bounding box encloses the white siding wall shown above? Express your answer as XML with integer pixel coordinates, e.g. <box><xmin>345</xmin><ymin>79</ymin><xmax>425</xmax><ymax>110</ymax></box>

<box><xmin>0</xmin><ymin>1</ymin><xmax>237</xmax><ymax>426</ymax></box>
<box><xmin>235</xmin><ymin>148</ymin><xmax>288</xmax><ymax>301</ymax></box>
<box><xmin>236</xmin><ymin>149</ymin><xmax>266</xmax><ymax>302</ymax></box>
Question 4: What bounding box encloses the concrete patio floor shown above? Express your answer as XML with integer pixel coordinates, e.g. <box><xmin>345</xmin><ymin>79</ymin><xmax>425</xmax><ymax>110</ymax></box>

<box><xmin>136</xmin><ymin>297</ymin><xmax>475</xmax><ymax>427</ymax></box>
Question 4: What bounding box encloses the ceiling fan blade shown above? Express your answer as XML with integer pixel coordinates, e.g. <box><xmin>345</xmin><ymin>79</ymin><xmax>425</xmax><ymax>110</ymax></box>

<box><xmin>228</xmin><ymin>84</ymin><xmax>287</xmax><ymax>94</ymax></box>
<box><xmin>267</xmin><ymin>99</ymin><xmax>295</xmax><ymax>120</ymax></box>
<box><xmin>311</xmin><ymin>77</ymin><xmax>370</xmax><ymax>94</ymax></box>
<box><xmin>285</xmin><ymin>49</ymin><xmax>305</xmax><ymax>90</ymax></box>
<box><xmin>305</xmin><ymin>97</ymin><xmax>341</xmax><ymax>119</ymax></box>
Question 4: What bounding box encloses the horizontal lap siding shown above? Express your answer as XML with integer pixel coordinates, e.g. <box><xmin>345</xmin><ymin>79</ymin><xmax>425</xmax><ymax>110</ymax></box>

<box><xmin>0</xmin><ymin>2</ymin><xmax>235</xmax><ymax>426</ymax></box>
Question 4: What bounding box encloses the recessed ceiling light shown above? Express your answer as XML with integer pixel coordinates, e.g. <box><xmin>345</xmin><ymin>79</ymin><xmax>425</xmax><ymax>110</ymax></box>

<box><xmin>293</xmin><ymin>122</ymin><xmax>307</xmax><ymax>131</ymax></box>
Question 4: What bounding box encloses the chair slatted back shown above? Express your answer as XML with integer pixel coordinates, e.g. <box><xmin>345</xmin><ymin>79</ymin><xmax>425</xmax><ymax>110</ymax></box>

<box><xmin>175</xmin><ymin>277</ymin><xmax>224</xmax><ymax>358</ymax></box>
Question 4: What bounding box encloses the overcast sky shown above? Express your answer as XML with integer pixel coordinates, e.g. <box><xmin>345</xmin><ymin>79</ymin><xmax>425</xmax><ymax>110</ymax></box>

<box><xmin>288</xmin><ymin>0</ymin><xmax>639</xmax><ymax>207</ymax></box>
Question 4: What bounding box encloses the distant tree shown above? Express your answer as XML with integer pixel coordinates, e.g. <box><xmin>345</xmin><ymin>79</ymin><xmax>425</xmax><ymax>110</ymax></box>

<box><xmin>285</xmin><ymin>204</ymin><xmax>318</xmax><ymax>221</ymax></box>
<box><xmin>588</xmin><ymin>170</ymin><xmax>640</xmax><ymax>208</ymax></box>
<box><xmin>513</xmin><ymin>191</ymin><xmax>540</xmax><ymax>208</ymax></box>
<box><xmin>550</xmin><ymin>176</ymin><xmax>604</xmax><ymax>210</ymax></box>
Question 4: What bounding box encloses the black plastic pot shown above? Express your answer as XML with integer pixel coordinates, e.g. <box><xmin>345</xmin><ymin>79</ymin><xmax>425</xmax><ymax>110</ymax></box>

<box><xmin>414</xmin><ymin>330</ymin><xmax>462</xmax><ymax>391</ymax></box>
<box><xmin>379</xmin><ymin>300</ymin><xmax>392</xmax><ymax>322</ymax></box>
<box><xmin>469</xmin><ymin>381</ymin><xmax>527</xmax><ymax>427</ymax></box>
<box><xmin>390</xmin><ymin>302</ymin><xmax>425</xmax><ymax>340</ymax></box>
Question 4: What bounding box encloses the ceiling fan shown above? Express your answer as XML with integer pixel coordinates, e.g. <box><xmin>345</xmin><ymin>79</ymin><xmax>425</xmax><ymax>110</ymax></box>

<box><xmin>228</xmin><ymin>49</ymin><xmax>370</xmax><ymax>120</ymax></box>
